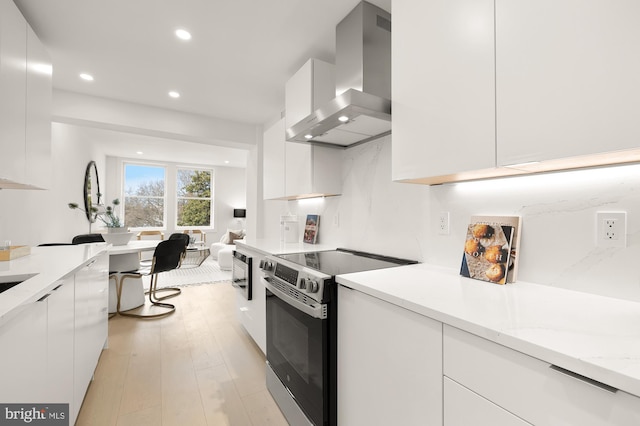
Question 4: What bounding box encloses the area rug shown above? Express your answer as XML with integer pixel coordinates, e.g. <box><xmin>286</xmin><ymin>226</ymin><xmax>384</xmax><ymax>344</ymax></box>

<box><xmin>142</xmin><ymin>257</ymin><xmax>231</xmax><ymax>289</ymax></box>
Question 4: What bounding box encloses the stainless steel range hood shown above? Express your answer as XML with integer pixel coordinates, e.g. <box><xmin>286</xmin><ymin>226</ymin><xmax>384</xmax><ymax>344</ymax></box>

<box><xmin>286</xmin><ymin>1</ymin><xmax>391</xmax><ymax>147</ymax></box>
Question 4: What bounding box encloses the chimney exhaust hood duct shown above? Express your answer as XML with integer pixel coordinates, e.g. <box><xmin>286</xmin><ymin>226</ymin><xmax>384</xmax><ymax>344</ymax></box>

<box><xmin>286</xmin><ymin>1</ymin><xmax>391</xmax><ymax>148</ymax></box>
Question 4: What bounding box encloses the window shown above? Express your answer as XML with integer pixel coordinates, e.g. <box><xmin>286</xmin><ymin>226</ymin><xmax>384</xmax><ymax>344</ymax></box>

<box><xmin>123</xmin><ymin>164</ymin><xmax>166</xmax><ymax>228</ymax></box>
<box><xmin>176</xmin><ymin>168</ymin><xmax>212</xmax><ymax>227</ymax></box>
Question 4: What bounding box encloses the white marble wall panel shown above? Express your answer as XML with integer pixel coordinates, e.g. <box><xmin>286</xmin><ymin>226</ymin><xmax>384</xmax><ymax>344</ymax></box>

<box><xmin>265</xmin><ymin>135</ymin><xmax>640</xmax><ymax>302</ymax></box>
<box><xmin>362</xmin><ymin>138</ymin><xmax>640</xmax><ymax>302</ymax></box>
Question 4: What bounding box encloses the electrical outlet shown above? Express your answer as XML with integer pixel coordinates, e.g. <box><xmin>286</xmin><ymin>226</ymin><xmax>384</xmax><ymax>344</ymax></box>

<box><xmin>596</xmin><ymin>212</ymin><xmax>627</xmax><ymax>248</ymax></box>
<box><xmin>438</xmin><ymin>211</ymin><xmax>450</xmax><ymax>235</ymax></box>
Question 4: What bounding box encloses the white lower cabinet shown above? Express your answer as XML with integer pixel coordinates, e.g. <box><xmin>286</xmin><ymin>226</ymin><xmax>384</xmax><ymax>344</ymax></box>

<box><xmin>444</xmin><ymin>325</ymin><xmax>640</xmax><ymax>426</ymax></box>
<box><xmin>444</xmin><ymin>377</ymin><xmax>531</xmax><ymax>426</ymax></box>
<box><xmin>0</xmin><ymin>296</ymin><xmax>48</xmax><ymax>402</ymax></box>
<box><xmin>234</xmin><ymin>247</ymin><xmax>266</xmax><ymax>353</ymax></box>
<box><xmin>46</xmin><ymin>277</ymin><xmax>75</xmax><ymax>417</ymax></box>
<box><xmin>337</xmin><ymin>285</ymin><xmax>443</xmax><ymax>426</ymax></box>
<box><xmin>74</xmin><ymin>253</ymin><xmax>109</xmax><ymax>421</ymax></box>
<box><xmin>0</xmin><ymin>253</ymin><xmax>108</xmax><ymax>423</ymax></box>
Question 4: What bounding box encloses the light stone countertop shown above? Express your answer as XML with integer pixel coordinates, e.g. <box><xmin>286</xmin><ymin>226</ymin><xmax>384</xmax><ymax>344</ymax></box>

<box><xmin>0</xmin><ymin>244</ymin><xmax>109</xmax><ymax>326</ymax></box>
<box><xmin>336</xmin><ymin>262</ymin><xmax>640</xmax><ymax>399</ymax></box>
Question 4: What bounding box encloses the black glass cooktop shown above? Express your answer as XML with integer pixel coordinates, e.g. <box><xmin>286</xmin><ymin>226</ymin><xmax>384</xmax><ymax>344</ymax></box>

<box><xmin>276</xmin><ymin>248</ymin><xmax>417</xmax><ymax>277</ymax></box>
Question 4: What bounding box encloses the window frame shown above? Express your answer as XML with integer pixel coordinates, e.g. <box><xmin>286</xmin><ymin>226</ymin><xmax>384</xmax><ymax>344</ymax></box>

<box><xmin>175</xmin><ymin>166</ymin><xmax>214</xmax><ymax>231</ymax></box>
<box><xmin>122</xmin><ymin>161</ymin><xmax>168</xmax><ymax>231</ymax></box>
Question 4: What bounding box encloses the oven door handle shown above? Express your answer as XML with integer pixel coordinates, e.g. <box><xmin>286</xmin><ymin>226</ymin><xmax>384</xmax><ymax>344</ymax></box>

<box><xmin>264</xmin><ymin>278</ymin><xmax>326</xmax><ymax>320</ymax></box>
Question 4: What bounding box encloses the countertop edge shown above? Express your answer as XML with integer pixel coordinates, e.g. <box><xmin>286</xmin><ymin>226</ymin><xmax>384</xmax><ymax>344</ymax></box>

<box><xmin>336</xmin><ymin>264</ymin><xmax>640</xmax><ymax>399</ymax></box>
<box><xmin>0</xmin><ymin>244</ymin><xmax>109</xmax><ymax>326</ymax></box>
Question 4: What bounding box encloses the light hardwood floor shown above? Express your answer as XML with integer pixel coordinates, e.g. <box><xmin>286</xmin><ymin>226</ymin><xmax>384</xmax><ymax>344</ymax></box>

<box><xmin>76</xmin><ymin>282</ymin><xmax>289</xmax><ymax>426</ymax></box>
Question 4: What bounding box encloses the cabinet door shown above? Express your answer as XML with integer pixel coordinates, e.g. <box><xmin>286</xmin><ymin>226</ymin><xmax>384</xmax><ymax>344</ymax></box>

<box><xmin>444</xmin><ymin>377</ymin><xmax>531</xmax><ymax>426</ymax></box>
<box><xmin>337</xmin><ymin>285</ymin><xmax>443</xmax><ymax>426</ymax></box>
<box><xmin>263</xmin><ymin>118</ymin><xmax>286</xmax><ymax>200</ymax></box>
<box><xmin>47</xmin><ymin>277</ymin><xmax>75</xmax><ymax>418</ymax></box>
<box><xmin>0</xmin><ymin>298</ymin><xmax>48</xmax><ymax>402</ymax></box>
<box><xmin>285</xmin><ymin>58</ymin><xmax>335</xmax><ymax>130</ymax></box>
<box><xmin>444</xmin><ymin>325</ymin><xmax>640</xmax><ymax>425</ymax></box>
<box><xmin>74</xmin><ymin>254</ymin><xmax>108</xmax><ymax>419</ymax></box>
<box><xmin>234</xmin><ymin>247</ymin><xmax>266</xmax><ymax>353</ymax></box>
<box><xmin>496</xmin><ymin>0</ymin><xmax>640</xmax><ymax>166</ymax></box>
<box><xmin>392</xmin><ymin>0</ymin><xmax>495</xmax><ymax>181</ymax></box>
<box><xmin>0</xmin><ymin>0</ymin><xmax>27</xmax><ymax>183</ymax></box>
<box><xmin>285</xmin><ymin>141</ymin><xmax>312</xmax><ymax>198</ymax></box>
<box><xmin>25</xmin><ymin>24</ymin><xmax>52</xmax><ymax>189</ymax></box>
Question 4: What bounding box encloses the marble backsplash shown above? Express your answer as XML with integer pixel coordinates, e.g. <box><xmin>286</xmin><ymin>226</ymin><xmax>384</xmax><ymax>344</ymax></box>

<box><xmin>279</xmin><ymin>135</ymin><xmax>640</xmax><ymax>303</ymax></box>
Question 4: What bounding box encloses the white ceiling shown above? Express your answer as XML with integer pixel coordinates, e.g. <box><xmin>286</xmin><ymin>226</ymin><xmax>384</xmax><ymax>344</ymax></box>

<box><xmin>80</xmin><ymin>126</ymin><xmax>250</xmax><ymax>168</ymax></box>
<box><xmin>15</xmin><ymin>0</ymin><xmax>391</xmax><ymax>128</ymax></box>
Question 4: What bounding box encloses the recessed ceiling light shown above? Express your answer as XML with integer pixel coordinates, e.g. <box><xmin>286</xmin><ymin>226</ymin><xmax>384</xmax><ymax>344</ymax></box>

<box><xmin>338</xmin><ymin>115</ymin><xmax>349</xmax><ymax>122</ymax></box>
<box><xmin>136</xmin><ymin>151</ymin><xmax>144</xmax><ymax>155</ymax></box>
<box><xmin>175</xmin><ymin>29</ymin><xmax>192</xmax><ymax>41</ymax></box>
<box><xmin>304</xmin><ymin>134</ymin><xmax>313</xmax><ymax>139</ymax></box>
<box><xmin>224</xmin><ymin>160</ymin><xmax>230</xmax><ymax>164</ymax></box>
<box><xmin>79</xmin><ymin>73</ymin><xmax>94</xmax><ymax>81</ymax></box>
<box><xmin>168</xmin><ymin>91</ymin><xmax>180</xmax><ymax>98</ymax></box>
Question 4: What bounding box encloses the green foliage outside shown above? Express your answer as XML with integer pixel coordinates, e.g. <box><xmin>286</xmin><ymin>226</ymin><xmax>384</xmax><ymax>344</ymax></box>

<box><xmin>177</xmin><ymin>170</ymin><xmax>212</xmax><ymax>227</ymax></box>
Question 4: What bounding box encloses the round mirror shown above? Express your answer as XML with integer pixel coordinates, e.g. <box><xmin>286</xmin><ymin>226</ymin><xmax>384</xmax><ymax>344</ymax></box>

<box><xmin>83</xmin><ymin>161</ymin><xmax>102</xmax><ymax>223</ymax></box>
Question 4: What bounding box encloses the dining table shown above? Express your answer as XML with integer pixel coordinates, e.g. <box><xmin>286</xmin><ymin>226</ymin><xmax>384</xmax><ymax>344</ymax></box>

<box><xmin>108</xmin><ymin>240</ymin><xmax>160</xmax><ymax>314</ymax></box>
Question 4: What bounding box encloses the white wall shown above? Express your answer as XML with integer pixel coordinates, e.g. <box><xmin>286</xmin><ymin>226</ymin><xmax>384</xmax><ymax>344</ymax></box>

<box><xmin>0</xmin><ymin>122</ymin><xmax>107</xmax><ymax>246</ymax></box>
<box><xmin>104</xmin><ymin>157</ymin><xmax>246</xmax><ymax>243</ymax></box>
<box><xmin>0</xmin><ymin>117</ymin><xmax>249</xmax><ymax>247</ymax></box>
<box><xmin>260</xmin><ymin>135</ymin><xmax>640</xmax><ymax>303</ymax></box>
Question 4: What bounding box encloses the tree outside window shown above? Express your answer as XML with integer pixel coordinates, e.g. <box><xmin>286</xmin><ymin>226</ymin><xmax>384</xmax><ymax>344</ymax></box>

<box><xmin>177</xmin><ymin>168</ymin><xmax>212</xmax><ymax>227</ymax></box>
<box><xmin>123</xmin><ymin>164</ymin><xmax>166</xmax><ymax>228</ymax></box>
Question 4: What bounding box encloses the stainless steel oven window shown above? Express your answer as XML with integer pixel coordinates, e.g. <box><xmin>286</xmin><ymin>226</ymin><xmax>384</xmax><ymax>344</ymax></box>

<box><xmin>265</xmin><ymin>287</ymin><xmax>329</xmax><ymax>425</ymax></box>
<box><xmin>273</xmin><ymin>304</ymin><xmax>310</xmax><ymax>383</ymax></box>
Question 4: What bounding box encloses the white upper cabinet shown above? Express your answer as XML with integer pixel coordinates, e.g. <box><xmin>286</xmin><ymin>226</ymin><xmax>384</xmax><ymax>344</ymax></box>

<box><xmin>263</xmin><ymin>118</ymin><xmax>287</xmax><ymax>200</ymax></box>
<box><xmin>392</xmin><ymin>0</ymin><xmax>496</xmax><ymax>183</ymax></box>
<box><xmin>496</xmin><ymin>0</ymin><xmax>640</xmax><ymax>166</ymax></box>
<box><xmin>393</xmin><ymin>0</ymin><xmax>640</xmax><ymax>184</ymax></box>
<box><xmin>285</xmin><ymin>58</ymin><xmax>335</xmax><ymax>131</ymax></box>
<box><xmin>263</xmin><ymin>118</ymin><xmax>342</xmax><ymax>200</ymax></box>
<box><xmin>0</xmin><ymin>0</ymin><xmax>27</xmax><ymax>185</ymax></box>
<box><xmin>0</xmin><ymin>0</ymin><xmax>51</xmax><ymax>189</ymax></box>
<box><xmin>265</xmin><ymin>58</ymin><xmax>341</xmax><ymax>200</ymax></box>
<box><xmin>25</xmin><ymin>24</ymin><xmax>52</xmax><ymax>189</ymax></box>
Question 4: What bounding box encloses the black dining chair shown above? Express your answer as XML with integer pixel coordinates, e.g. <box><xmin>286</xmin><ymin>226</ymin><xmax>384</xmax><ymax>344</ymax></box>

<box><xmin>142</xmin><ymin>232</ymin><xmax>190</xmax><ymax>301</ymax></box>
<box><xmin>72</xmin><ymin>233</ymin><xmax>105</xmax><ymax>244</ymax></box>
<box><xmin>116</xmin><ymin>239</ymin><xmax>185</xmax><ymax>318</ymax></box>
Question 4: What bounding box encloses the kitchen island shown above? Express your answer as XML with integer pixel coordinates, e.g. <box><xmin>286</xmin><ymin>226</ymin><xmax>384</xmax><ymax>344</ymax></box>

<box><xmin>0</xmin><ymin>243</ymin><xmax>108</xmax><ymax>325</ymax></box>
<box><xmin>0</xmin><ymin>243</ymin><xmax>109</xmax><ymax>425</ymax></box>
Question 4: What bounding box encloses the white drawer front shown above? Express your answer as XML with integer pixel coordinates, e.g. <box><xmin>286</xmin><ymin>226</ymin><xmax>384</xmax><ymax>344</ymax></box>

<box><xmin>445</xmin><ymin>377</ymin><xmax>531</xmax><ymax>426</ymax></box>
<box><xmin>443</xmin><ymin>325</ymin><xmax>640</xmax><ymax>426</ymax></box>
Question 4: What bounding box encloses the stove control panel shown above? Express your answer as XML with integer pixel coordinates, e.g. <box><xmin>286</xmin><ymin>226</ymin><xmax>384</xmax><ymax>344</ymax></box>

<box><xmin>261</xmin><ymin>256</ymin><xmax>330</xmax><ymax>303</ymax></box>
<box><xmin>258</xmin><ymin>259</ymin><xmax>275</xmax><ymax>273</ymax></box>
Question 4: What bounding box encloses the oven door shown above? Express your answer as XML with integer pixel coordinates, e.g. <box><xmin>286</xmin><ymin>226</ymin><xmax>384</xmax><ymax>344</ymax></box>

<box><xmin>265</xmin><ymin>279</ymin><xmax>329</xmax><ymax>426</ymax></box>
<box><xmin>232</xmin><ymin>251</ymin><xmax>252</xmax><ymax>300</ymax></box>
